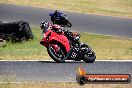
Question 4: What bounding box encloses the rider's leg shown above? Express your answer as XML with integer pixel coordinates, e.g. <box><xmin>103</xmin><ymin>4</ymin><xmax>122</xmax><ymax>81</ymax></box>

<box><xmin>63</xmin><ymin>46</ymin><xmax>79</xmax><ymax>60</ymax></box>
<box><xmin>65</xmin><ymin>47</ymin><xmax>74</xmax><ymax>60</ymax></box>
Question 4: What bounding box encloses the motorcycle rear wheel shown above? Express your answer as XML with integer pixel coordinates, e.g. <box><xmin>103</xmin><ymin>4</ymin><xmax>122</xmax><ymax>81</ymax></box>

<box><xmin>47</xmin><ymin>43</ymin><xmax>66</xmax><ymax>63</ymax></box>
<box><xmin>66</xmin><ymin>20</ymin><xmax>72</xmax><ymax>27</ymax></box>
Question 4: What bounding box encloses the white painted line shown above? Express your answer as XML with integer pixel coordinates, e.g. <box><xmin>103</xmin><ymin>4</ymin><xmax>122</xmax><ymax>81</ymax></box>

<box><xmin>96</xmin><ymin>60</ymin><xmax>132</xmax><ymax>62</ymax></box>
<box><xmin>0</xmin><ymin>60</ymin><xmax>53</xmax><ymax>61</ymax></box>
<box><xmin>0</xmin><ymin>60</ymin><xmax>132</xmax><ymax>62</ymax></box>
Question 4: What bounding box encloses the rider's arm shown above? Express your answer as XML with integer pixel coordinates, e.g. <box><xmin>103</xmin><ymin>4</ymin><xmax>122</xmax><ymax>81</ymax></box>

<box><xmin>58</xmin><ymin>12</ymin><xmax>64</xmax><ymax>17</ymax></box>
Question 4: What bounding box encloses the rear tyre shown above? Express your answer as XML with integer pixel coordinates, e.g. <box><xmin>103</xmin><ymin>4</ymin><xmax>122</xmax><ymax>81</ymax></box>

<box><xmin>47</xmin><ymin>42</ymin><xmax>66</xmax><ymax>63</ymax></box>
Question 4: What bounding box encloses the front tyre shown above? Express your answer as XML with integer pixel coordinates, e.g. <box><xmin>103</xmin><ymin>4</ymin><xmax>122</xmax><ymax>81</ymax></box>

<box><xmin>83</xmin><ymin>49</ymin><xmax>96</xmax><ymax>63</ymax></box>
<box><xmin>47</xmin><ymin>43</ymin><xmax>66</xmax><ymax>63</ymax></box>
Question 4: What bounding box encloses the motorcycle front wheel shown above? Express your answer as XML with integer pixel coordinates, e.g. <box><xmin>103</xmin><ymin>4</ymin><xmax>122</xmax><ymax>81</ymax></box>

<box><xmin>83</xmin><ymin>47</ymin><xmax>96</xmax><ymax>63</ymax></box>
<box><xmin>47</xmin><ymin>43</ymin><xmax>66</xmax><ymax>63</ymax></box>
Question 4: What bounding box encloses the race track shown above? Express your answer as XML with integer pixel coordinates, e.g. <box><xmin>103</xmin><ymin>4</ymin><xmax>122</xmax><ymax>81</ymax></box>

<box><xmin>0</xmin><ymin>61</ymin><xmax>132</xmax><ymax>82</ymax></box>
<box><xmin>0</xmin><ymin>3</ymin><xmax>132</xmax><ymax>38</ymax></box>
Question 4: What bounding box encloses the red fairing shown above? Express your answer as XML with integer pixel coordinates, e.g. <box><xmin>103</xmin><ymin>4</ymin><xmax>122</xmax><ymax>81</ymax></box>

<box><xmin>40</xmin><ymin>29</ymin><xmax>70</xmax><ymax>53</ymax></box>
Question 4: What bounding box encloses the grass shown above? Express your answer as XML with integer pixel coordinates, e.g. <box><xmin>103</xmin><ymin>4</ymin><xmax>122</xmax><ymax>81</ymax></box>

<box><xmin>0</xmin><ymin>82</ymin><xmax>132</xmax><ymax>88</ymax></box>
<box><xmin>0</xmin><ymin>0</ymin><xmax>132</xmax><ymax>18</ymax></box>
<box><xmin>0</xmin><ymin>27</ymin><xmax>131</xmax><ymax>60</ymax></box>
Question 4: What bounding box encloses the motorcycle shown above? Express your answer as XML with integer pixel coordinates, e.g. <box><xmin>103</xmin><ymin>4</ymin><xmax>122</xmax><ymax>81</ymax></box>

<box><xmin>40</xmin><ymin>28</ymin><xmax>96</xmax><ymax>63</ymax></box>
<box><xmin>49</xmin><ymin>13</ymin><xmax>72</xmax><ymax>27</ymax></box>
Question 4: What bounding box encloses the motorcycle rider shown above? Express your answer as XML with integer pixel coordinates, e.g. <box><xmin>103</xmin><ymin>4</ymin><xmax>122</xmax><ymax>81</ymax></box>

<box><xmin>40</xmin><ymin>21</ymin><xmax>80</xmax><ymax>42</ymax></box>
<box><xmin>40</xmin><ymin>21</ymin><xmax>80</xmax><ymax>61</ymax></box>
<box><xmin>51</xmin><ymin>10</ymin><xmax>64</xmax><ymax>23</ymax></box>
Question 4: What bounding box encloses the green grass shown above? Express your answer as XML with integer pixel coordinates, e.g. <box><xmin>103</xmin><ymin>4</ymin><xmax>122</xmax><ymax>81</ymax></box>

<box><xmin>0</xmin><ymin>28</ymin><xmax>131</xmax><ymax>60</ymax></box>
<box><xmin>0</xmin><ymin>28</ymin><xmax>49</xmax><ymax>60</ymax></box>
<box><xmin>0</xmin><ymin>0</ymin><xmax>132</xmax><ymax>18</ymax></box>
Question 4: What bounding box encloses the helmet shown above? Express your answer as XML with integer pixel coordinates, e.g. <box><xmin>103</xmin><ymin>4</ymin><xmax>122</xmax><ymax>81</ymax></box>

<box><xmin>55</xmin><ymin>10</ymin><xmax>59</xmax><ymax>14</ymax></box>
<box><xmin>40</xmin><ymin>21</ymin><xmax>52</xmax><ymax>33</ymax></box>
<box><xmin>40</xmin><ymin>21</ymin><xmax>47</xmax><ymax>29</ymax></box>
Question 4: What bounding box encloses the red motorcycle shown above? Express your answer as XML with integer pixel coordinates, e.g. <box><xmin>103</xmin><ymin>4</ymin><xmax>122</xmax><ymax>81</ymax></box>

<box><xmin>40</xmin><ymin>25</ymin><xmax>96</xmax><ymax>63</ymax></box>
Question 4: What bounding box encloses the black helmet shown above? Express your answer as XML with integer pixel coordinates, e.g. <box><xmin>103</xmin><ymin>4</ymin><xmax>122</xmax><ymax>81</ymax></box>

<box><xmin>40</xmin><ymin>21</ymin><xmax>48</xmax><ymax>29</ymax></box>
<box><xmin>55</xmin><ymin>10</ymin><xmax>59</xmax><ymax>14</ymax></box>
<box><xmin>40</xmin><ymin>21</ymin><xmax>51</xmax><ymax>33</ymax></box>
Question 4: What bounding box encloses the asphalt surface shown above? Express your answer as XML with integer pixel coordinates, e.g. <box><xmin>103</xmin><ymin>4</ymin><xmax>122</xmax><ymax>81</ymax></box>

<box><xmin>0</xmin><ymin>61</ymin><xmax>132</xmax><ymax>82</ymax></box>
<box><xmin>0</xmin><ymin>3</ymin><xmax>132</xmax><ymax>38</ymax></box>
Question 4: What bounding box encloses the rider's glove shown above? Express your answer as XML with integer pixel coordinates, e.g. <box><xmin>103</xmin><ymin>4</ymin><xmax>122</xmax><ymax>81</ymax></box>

<box><xmin>72</xmin><ymin>33</ymin><xmax>80</xmax><ymax>42</ymax></box>
<box><xmin>60</xmin><ymin>27</ymin><xmax>66</xmax><ymax>32</ymax></box>
<box><xmin>74</xmin><ymin>36</ymin><xmax>80</xmax><ymax>41</ymax></box>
